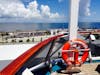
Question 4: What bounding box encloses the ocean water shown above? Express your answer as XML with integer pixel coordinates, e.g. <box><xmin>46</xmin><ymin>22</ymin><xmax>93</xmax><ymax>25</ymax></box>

<box><xmin>0</xmin><ymin>22</ymin><xmax>100</xmax><ymax>32</ymax></box>
<box><xmin>78</xmin><ymin>22</ymin><xmax>100</xmax><ymax>29</ymax></box>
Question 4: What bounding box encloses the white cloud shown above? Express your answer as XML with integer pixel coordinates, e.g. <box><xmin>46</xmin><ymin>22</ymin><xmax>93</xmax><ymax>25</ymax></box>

<box><xmin>0</xmin><ymin>0</ymin><xmax>60</xmax><ymax>20</ymax></box>
<box><xmin>79</xmin><ymin>0</ymin><xmax>91</xmax><ymax>16</ymax></box>
<box><xmin>50</xmin><ymin>13</ymin><xmax>60</xmax><ymax>18</ymax></box>
<box><xmin>0</xmin><ymin>0</ymin><xmax>28</xmax><ymax>18</ymax></box>
<box><xmin>26</xmin><ymin>0</ymin><xmax>41</xmax><ymax>18</ymax></box>
<box><xmin>40</xmin><ymin>5</ymin><xmax>59</xmax><ymax>18</ymax></box>
<box><xmin>41</xmin><ymin>5</ymin><xmax>51</xmax><ymax>18</ymax></box>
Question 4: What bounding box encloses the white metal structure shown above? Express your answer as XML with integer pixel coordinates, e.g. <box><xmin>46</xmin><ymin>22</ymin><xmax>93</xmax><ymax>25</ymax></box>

<box><xmin>69</xmin><ymin>0</ymin><xmax>79</xmax><ymax>40</ymax></box>
<box><xmin>69</xmin><ymin>0</ymin><xmax>100</xmax><ymax>62</ymax></box>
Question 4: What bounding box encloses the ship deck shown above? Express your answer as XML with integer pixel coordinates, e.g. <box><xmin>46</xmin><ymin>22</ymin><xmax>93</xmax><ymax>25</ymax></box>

<box><xmin>52</xmin><ymin>63</ymin><xmax>100</xmax><ymax>75</ymax></box>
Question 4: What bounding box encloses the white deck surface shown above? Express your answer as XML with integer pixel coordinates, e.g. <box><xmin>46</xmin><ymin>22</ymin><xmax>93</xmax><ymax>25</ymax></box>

<box><xmin>0</xmin><ymin>43</ymin><xmax>36</xmax><ymax>60</ymax></box>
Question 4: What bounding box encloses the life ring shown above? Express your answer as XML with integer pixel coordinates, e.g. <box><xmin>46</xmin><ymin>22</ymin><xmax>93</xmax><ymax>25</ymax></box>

<box><xmin>62</xmin><ymin>39</ymin><xmax>89</xmax><ymax>66</ymax></box>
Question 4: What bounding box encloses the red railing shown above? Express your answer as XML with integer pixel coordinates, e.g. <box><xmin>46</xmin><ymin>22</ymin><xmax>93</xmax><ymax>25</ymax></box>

<box><xmin>0</xmin><ymin>34</ymin><xmax>64</xmax><ymax>75</ymax></box>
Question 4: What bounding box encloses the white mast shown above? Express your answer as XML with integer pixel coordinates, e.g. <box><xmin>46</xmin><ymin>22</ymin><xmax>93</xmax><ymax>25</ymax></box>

<box><xmin>69</xmin><ymin>0</ymin><xmax>80</xmax><ymax>40</ymax></box>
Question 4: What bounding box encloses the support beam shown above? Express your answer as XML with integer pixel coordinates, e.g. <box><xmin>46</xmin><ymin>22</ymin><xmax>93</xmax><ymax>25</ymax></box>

<box><xmin>69</xmin><ymin>0</ymin><xmax>80</xmax><ymax>40</ymax></box>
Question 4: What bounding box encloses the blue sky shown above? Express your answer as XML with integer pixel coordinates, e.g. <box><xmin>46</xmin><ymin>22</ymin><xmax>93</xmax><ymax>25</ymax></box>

<box><xmin>79</xmin><ymin>0</ymin><xmax>100</xmax><ymax>22</ymax></box>
<box><xmin>0</xmin><ymin>0</ymin><xmax>100</xmax><ymax>23</ymax></box>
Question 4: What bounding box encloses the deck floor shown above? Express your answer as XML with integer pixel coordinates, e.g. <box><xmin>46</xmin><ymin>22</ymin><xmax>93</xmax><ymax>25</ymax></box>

<box><xmin>51</xmin><ymin>63</ymin><xmax>100</xmax><ymax>75</ymax></box>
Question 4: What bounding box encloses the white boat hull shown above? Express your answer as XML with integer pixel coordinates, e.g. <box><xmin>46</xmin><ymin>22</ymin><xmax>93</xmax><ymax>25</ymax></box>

<box><xmin>0</xmin><ymin>43</ymin><xmax>36</xmax><ymax>70</ymax></box>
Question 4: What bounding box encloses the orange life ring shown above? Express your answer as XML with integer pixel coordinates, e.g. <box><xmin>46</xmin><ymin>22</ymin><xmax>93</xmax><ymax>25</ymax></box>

<box><xmin>62</xmin><ymin>39</ymin><xmax>89</xmax><ymax>66</ymax></box>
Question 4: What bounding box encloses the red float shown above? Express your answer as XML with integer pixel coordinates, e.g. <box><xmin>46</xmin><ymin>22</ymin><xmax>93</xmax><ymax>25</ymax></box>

<box><xmin>62</xmin><ymin>39</ymin><xmax>89</xmax><ymax>66</ymax></box>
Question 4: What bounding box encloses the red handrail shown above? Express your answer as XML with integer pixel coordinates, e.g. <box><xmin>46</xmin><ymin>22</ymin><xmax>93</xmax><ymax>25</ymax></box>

<box><xmin>0</xmin><ymin>34</ymin><xmax>63</xmax><ymax>75</ymax></box>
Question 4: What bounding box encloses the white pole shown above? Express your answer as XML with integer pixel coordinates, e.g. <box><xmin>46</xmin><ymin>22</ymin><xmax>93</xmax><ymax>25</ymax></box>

<box><xmin>69</xmin><ymin>0</ymin><xmax>80</xmax><ymax>40</ymax></box>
